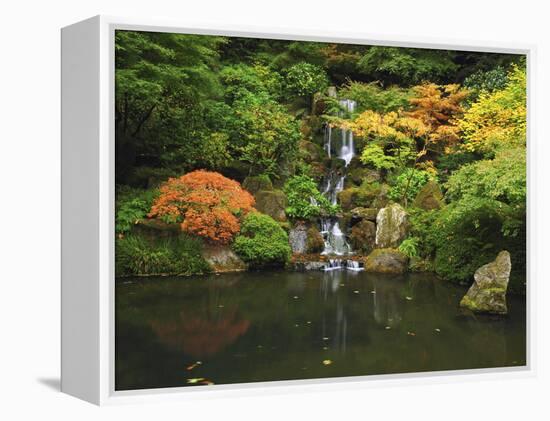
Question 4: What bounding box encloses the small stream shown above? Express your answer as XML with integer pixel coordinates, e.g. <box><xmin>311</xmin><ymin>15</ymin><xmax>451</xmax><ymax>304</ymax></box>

<box><xmin>115</xmin><ymin>270</ymin><xmax>526</xmax><ymax>391</ymax></box>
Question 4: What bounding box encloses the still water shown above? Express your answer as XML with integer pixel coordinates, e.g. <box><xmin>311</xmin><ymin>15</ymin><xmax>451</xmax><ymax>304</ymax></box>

<box><xmin>115</xmin><ymin>270</ymin><xmax>526</xmax><ymax>390</ymax></box>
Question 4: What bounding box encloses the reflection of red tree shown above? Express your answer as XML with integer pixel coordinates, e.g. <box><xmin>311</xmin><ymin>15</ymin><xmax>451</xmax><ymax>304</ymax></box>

<box><xmin>151</xmin><ymin>310</ymin><xmax>250</xmax><ymax>358</ymax></box>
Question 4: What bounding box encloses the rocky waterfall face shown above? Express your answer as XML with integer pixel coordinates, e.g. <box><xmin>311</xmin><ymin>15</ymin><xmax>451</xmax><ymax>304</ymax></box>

<box><xmin>320</xmin><ymin>99</ymin><xmax>356</xmax><ymax>261</ymax></box>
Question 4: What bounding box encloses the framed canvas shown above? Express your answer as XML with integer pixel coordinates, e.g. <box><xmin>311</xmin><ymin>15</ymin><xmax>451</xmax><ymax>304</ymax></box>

<box><xmin>61</xmin><ymin>15</ymin><xmax>534</xmax><ymax>405</ymax></box>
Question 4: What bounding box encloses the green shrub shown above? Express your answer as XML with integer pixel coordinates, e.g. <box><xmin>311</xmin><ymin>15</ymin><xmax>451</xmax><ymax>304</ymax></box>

<box><xmin>284</xmin><ymin>175</ymin><xmax>339</xmax><ymax>220</ymax></box>
<box><xmin>115</xmin><ymin>187</ymin><xmax>159</xmax><ymax>234</ymax></box>
<box><xmin>339</xmin><ymin>81</ymin><xmax>411</xmax><ymax>113</ymax></box>
<box><xmin>233</xmin><ymin>212</ymin><xmax>291</xmax><ymax>268</ymax></box>
<box><xmin>284</xmin><ymin>62</ymin><xmax>329</xmax><ymax>99</ymax></box>
<box><xmin>116</xmin><ymin>234</ymin><xmax>211</xmax><ymax>276</ymax></box>
<box><xmin>398</xmin><ymin>237</ymin><xmax>420</xmax><ymax>258</ymax></box>
<box><xmin>388</xmin><ymin>168</ymin><xmax>434</xmax><ymax>205</ymax></box>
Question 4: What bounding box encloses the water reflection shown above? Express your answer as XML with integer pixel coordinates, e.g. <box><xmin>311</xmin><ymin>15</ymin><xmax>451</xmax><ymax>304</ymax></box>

<box><xmin>115</xmin><ymin>269</ymin><xmax>526</xmax><ymax>390</ymax></box>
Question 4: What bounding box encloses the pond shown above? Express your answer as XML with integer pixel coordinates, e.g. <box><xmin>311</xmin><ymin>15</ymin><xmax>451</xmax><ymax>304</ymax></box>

<box><xmin>115</xmin><ymin>270</ymin><xmax>526</xmax><ymax>391</ymax></box>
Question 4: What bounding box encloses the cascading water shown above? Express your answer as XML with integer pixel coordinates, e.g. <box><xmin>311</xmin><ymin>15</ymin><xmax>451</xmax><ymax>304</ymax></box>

<box><xmin>320</xmin><ymin>99</ymin><xmax>363</xmax><ymax>271</ymax></box>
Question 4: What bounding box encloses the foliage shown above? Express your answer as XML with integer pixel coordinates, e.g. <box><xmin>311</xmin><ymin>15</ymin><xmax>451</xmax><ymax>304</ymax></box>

<box><xmin>398</xmin><ymin>237</ymin><xmax>420</xmax><ymax>258</ymax></box>
<box><xmin>463</xmin><ymin>66</ymin><xmax>509</xmax><ymax>98</ymax></box>
<box><xmin>357</xmin><ymin>47</ymin><xmax>459</xmax><ymax>85</ymax></box>
<box><xmin>388</xmin><ymin>168</ymin><xmax>434</xmax><ymax>204</ymax></box>
<box><xmin>148</xmin><ymin>170</ymin><xmax>255</xmax><ymax>244</ymax></box>
<box><xmin>115</xmin><ymin>31</ymin><xmax>227</xmax><ymax>181</ymax></box>
<box><xmin>233</xmin><ymin>212</ymin><xmax>291</xmax><ymax>268</ymax></box>
<box><xmin>445</xmin><ymin>147</ymin><xmax>526</xmax><ymax>207</ymax></box>
<box><xmin>220</xmin><ymin>63</ymin><xmax>283</xmax><ymax>102</ymax></box>
<box><xmin>115</xmin><ymin>187</ymin><xmax>159</xmax><ymax>234</ymax></box>
<box><xmin>338</xmin><ymin>81</ymin><xmax>411</xmax><ymax>113</ymax></box>
<box><xmin>116</xmin><ymin>234</ymin><xmax>211</xmax><ymax>276</ymax></box>
<box><xmin>458</xmin><ymin>66</ymin><xmax>526</xmax><ymax>154</ymax></box>
<box><xmin>284</xmin><ymin>175</ymin><xmax>339</xmax><ymax>220</ymax></box>
<box><xmin>229</xmin><ymin>95</ymin><xmax>301</xmax><ymax>178</ymax></box>
<box><xmin>283</xmin><ymin>62</ymin><xmax>329</xmax><ymax>99</ymax></box>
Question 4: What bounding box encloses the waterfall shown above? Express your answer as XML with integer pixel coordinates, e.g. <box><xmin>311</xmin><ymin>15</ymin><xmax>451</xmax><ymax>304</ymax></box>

<box><xmin>320</xmin><ymin>98</ymin><xmax>356</xmax><ymax>260</ymax></box>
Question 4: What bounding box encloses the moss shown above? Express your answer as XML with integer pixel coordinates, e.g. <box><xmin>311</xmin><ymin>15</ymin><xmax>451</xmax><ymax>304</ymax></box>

<box><xmin>243</xmin><ymin>175</ymin><xmax>273</xmax><ymax>194</ymax></box>
<box><xmin>306</xmin><ymin>226</ymin><xmax>325</xmax><ymax>253</ymax></box>
<box><xmin>412</xmin><ymin>180</ymin><xmax>444</xmax><ymax>210</ymax></box>
<box><xmin>254</xmin><ymin>189</ymin><xmax>287</xmax><ymax>222</ymax></box>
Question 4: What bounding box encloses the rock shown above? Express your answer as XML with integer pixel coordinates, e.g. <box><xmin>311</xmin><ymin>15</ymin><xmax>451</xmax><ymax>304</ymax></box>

<box><xmin>289</xmin><ymin>222</ymin><xmax>308</xmax><ymax>254</ymax></box>
<box><xmin>254</xmin><ymin>190</ymin><xmax>287</xmax><ymax>222</ymax></box>
<box><xmin>364</xmin><ymin>249</ymin><xmax>408</xmax><ymax>274</ymax></box>
<box><xmin>350</xmin><ymin>207</ymin><xmax>378</xmax><ymax>222</ymax></box>
<box><xmin>375</xmin><ymin>203</ymin><xmax>409</xmax><ymax>248</ymax></box>
<box><xmin>460</xmin><ymin>251</ymin><xmax>511</xmax><ymax>314</ymax></box>
<box><xmin>347</xmin><ymin>167</ymin><xmax>381</xmax><ymax>187</ymax></box>
<box><xmin>202</xmin><ymin>244</ymin><xmax>247</xmax><ymax>273</ymax></box>
<box><xmin>288</xmin><ymin>222</ymin><xmax>324</xmax><ymax>254</ymax></box>
<box><xmin>350</xmin><ymin>220</ymin><xmax>376</xmax><ymax>254</ymax></box>
<box><xmin>299</xmin><ymin>140</ymin><xmax>324</xmax><ymax>163</ymax></box>
<box><xmin>291</xmin><ymin>261</ymin><xmax>327</xmax><ymax>271</ymax></box>
<box><xmin>243</xmin><ymin>176</ymin><xmax>273</xmax><ymax>195</ymax></box>
<box><xmin>413</xmin><ymin>180</ymin><xmax>444</xmax><ymax>210</ymax></box>
<box><xmin>306</xmin><ymin>226</ymin><xmax>325</xmax><ymax>253</ymax></box>
<box><xmin>338</xmin><ymin>183</ymin><xmax>388</xmax><ymax>211</ymax></box>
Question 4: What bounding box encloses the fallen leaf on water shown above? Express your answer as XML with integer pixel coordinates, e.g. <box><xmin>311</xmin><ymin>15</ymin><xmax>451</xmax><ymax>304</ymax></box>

<box><xmin>323</xmin><ymin>346</ymin><xmax>329</xmax><ymax>350</ymax></box>
<box><xmin>295</xmin><ymin>324</ymin><xmax>300</xmax><ymax>327</ymax></box>
<box><xmin>218</xmin><ymin>304</ymin><xmax>224</xmax><ymax>308</ymax></box>
<box><xmin>407</xmin><ymin>331</ymin><xmax>416</xmax><ymax>336</ymax></box>
<box><xmin>199</xmin><ymin>380</ymin><xmax>214</xmax><ymax>385</ymax></box>
<box><xmin>435</xmin><ymin>328</ymin><xmax>441</xmax><ymax>333</ymax></box>
<box><xmin>405</xmin><ymin>296</ymin><xmax>413</xmax><ymax>301</ymax></box>
<box><xmin>385</xmin><ymin>326</ymin><xmax>391</xmax><ymax>330</ymax></box>
<box><xmin>353</xmin><ymin>290</ymin><xmax>359</xmax><ymax>294</ymax></box>
<box><xmin>340</xmin><ymin>283</ymin><xmax>345</xmax><ymax>286</ymax></box>
<box><xmin>323</xmin><ymin>337</ymin><xmax>330</xmax><ymax>341</ymax></box>
<box><xmin>186</xmin><ymin>361</ymin><xmax>203</xmax><ymax>371</ymax></box>
<box><xmin>322</xmin><ymin>360</ymin><xmax>332</xmax><ymax>366</ymax></box>
<box><xmin>370</xmin><ymin>290</ymin><xmax>376</xmax><ymax>294</ymax></box>
<box><xmin>187</xmin><ymin>378</ymin><xmax>205</xmax><ymax>384</ymax></box>
<box><xmin>306</xmin><ymin>321</ymin><xmax>312</xmax><ymax>324</ymax></box>
<box><xmin>293</xmin><ymin>296</ymin><xmax>299</xmax><ymax>299</ymax></box>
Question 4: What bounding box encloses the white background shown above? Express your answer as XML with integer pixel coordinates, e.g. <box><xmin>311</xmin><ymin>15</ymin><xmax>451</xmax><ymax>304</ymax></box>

<box><xmin>1</xmin><ymin>0</ymin><xmax>548</xmax><ymax>419</ymax></box>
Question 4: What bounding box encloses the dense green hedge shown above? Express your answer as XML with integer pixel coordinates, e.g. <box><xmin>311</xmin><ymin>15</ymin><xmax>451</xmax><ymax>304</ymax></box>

<box><xmin>233</xmin><ymin>212</ymin><xmax>291</xmax><ymax>268</ymax></box>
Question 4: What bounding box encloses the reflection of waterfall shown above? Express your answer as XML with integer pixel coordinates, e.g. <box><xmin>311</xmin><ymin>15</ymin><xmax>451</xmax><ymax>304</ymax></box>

<box><xmin>320</xmin><ymin>99</ymin><xmax>356</xmax><ymax>260</ymax></box>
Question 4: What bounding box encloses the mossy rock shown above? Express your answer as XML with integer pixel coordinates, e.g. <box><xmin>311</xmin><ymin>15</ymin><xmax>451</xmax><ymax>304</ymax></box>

<box><xmin>254</xmin><ymin>190</ymin><xmax>287</xmax><ymax>222</ymax></box>
<box><xmin>202</xmin><ymin>244</ymin><xmax>247</xmax><ymax>273</ymax></box>
<box><xmin>413</xmin><ymin>180</ymin><xmax>444</xmax><ymax>210</ymax></box>
<box><xmin>299</xmin><ymin>140</ymin><xmax>324</xmax><ymax>163</ymax></box>
<box><xmin>243</xmin><ymin>175</ymin><xmax>273</xmax><ymax>195</ymax></box>
<box><xmin>350</xmin><ymin>207</ymin><xmax>378</xmax><ymax>222</ymax></box>
<box><xmin>375</xmin><ymin>203</ymin><xmax>409</xmax><ymax>248</ymax></box>
<box><xmin>350</xmin><ymin>220</ymin><xmax>376</xmax><ymax>254</ymax></box>
<box><xmin>338</xmin><ymin>182</ymin><xmax>384</xmax><ymax>211</ymax></box>
<box><xmin>459</xmin><ymin>251</ymin><xmax>511</xmax><ymax>314</ymax></box>
<box><xmin>364</xmin><ymin>248</ymin><xmax>408</xmax><ymax>274</ymax></box>
<box><xmin>306</xmin><ymin>226</ymin><xmax>325</xmax><ymax>253</ymax></box>
<box><xmin>346</xmin><ymin>167</ymin><xmax>381</xmax><ymax>187</ymax></box>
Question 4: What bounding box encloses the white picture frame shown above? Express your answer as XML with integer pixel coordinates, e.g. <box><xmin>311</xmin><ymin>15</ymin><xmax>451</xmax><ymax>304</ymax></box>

<box><xmin>61</xmin><ymin>15</ymin><xmax>535</xmax><ymax>406</ymax></box>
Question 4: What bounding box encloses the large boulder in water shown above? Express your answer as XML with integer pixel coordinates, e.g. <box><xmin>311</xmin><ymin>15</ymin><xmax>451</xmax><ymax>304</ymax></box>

<box><xmin>460</xmin><ymin>251</ymin><xmax>511</xmax><ymax>314</ymax></box>
<box><xmin>254</xmin><ymin>190</ymin><xmax>287</xmax><ymax>222</ymax></box>
<box><xmin>364</xmin><ymin>248</ymin><xmax>408</xmax><ymax>274</ymax></box>
<box><xmin>375</xmin><ymin>203</ymin><xmax>409</xmax><ymax>248</ymax></box>
<box><xmin>413</xmin><ymin>180</ymin><xmax>444</xmax><ymax>210</ymax></box>
<box><xmin>350</xmin><ymin>220</ymin><xmax>376</xmax><ymax>254</ymax></box>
